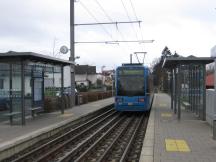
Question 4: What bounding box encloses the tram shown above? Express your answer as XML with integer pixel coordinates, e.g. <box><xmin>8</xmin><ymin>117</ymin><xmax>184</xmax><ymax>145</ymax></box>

<box><xmin>115</xmin><ymin>63</ymin><xmax>153</xmax><ymax>111</ymax></box>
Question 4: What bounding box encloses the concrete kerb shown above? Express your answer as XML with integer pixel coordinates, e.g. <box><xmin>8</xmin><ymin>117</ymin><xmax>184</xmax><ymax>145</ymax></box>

<box><xmin>139</xmin><ymin>104</ymin><xmax>155</xmax><ymax>162</ymax></box>
<box><xmin>0</xmin><ymin>103</ymin><xmax>114</xmax><ymax>161</ymax></box>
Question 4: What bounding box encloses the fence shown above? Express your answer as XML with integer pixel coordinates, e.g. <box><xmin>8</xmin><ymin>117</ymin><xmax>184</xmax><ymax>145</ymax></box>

<box><xmin>44</xmin><ymin>91</ymin><xmax>114</xmax><ymax>112</ymax></box>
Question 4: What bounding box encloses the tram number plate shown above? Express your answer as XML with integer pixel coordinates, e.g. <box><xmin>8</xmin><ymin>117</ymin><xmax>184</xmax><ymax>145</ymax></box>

<box><xmin>128</xmin><ymin>102</ymin><xmax>133</xmax><ymax>106</ymax></box>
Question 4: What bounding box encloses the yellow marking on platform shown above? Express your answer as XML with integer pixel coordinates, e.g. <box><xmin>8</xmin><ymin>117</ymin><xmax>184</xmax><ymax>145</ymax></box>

<box><xmin>176</xmin><ymin>140</ymin><xmax>191</xmax><ymax>152</ymax></box>
<box><xmin>165</xmin><ymin>139</ymin><xmax>190</xmax><ymax>152</ymax></box>
<box><xmin>159</xmin><ymin>103</ymin><xmax>167</xmax><ymax>107</ymax></box>
<box><xmin>165</xmin><ymin>139</ymin><xmax>178</xmax><ymax>151</ymax></box>
<box><xmin>60</xmin><ymin>113</ymin><xmax>74</xmax><ymax>117</ymax></box>
<box><xmin>161</xmin><ymin>113</ymin><xmax>172</xmax><ymax>117</ymax></box>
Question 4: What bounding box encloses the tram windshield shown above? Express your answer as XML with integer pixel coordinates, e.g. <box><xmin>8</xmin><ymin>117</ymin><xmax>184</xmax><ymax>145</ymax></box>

<box><xmin>117</xmin><ymin>76</ymin><xmax>145</xmax><ymax>96</ymax></box>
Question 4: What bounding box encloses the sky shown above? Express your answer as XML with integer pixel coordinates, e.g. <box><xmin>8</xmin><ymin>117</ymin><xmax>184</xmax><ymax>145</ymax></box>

<box><xmin>0</xmin><ymin>0</ymin><xmax>216</xmax><ymax>71</ymax></box>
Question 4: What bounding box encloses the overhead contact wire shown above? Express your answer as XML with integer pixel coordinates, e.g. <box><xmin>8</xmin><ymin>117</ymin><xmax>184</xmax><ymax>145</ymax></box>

<box><xmin>79</xmin><ymin>0</ymin><xmax>115</xmax><ymax>41</ymax></box>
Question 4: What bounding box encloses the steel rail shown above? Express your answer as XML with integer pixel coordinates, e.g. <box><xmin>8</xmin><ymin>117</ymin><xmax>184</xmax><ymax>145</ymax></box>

<box><xmin>119</xmin><ymin>114</ymin><xmax>147</xmax><ymax>162</ymax></box>
<box><xmin>96</xmin><ymin>116</ymin><xmax>138</xmax><ymax>162</ymax></box>
<box><xmin>37</xmin><ymin>113</ymin><xmax>122</xmax><ymax>162</ymax></box>
<box><xmin>74</xmin><ymin>116</ymin><xmax>134</xmax><ymax>162</ymax></box>
<box><xmin>57</xmin><ymin>115</ymin><xmax>127</xmax><ymax>162</ymax></box>
<box><xmin>12</xmin><ymin>109</ymin><xmax>115</xmax><ymax>162</ymax></box>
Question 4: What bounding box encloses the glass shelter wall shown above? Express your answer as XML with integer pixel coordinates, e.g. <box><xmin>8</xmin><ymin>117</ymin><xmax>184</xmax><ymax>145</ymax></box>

<box><xmin>0</xmin><ymin>62</ymin><xmax>23</xmax><ymax>124</ymax></box>
<box><xmin>11</xmin><ymin>63</ymin><xmax>22</xmax><ymax>124</ymax></box>
<box><xmin>0</xmin><ymin>63</ymin><xmax>10</xmax><ymax>122</ymax></box>
<box><xmin>0</xmin><ymin>61</ymin><xmax>65</xmax><ymax>125</ymax></box>
<box><xmin>170</xmin><ymin>64</ymin><xmax>206</xmax><ymax>120</ymax></box>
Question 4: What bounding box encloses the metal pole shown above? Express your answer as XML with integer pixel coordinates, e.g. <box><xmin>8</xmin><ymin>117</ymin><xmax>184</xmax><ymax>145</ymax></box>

<box><xmin>21</xmin><ymin>61</ymin><xmax>25</xmax><ymax>125</ymax></box>
<box><xmin>177</xmin><ymin>66</ymin><xmax>181</xmax><ymax>120</ymax></box>
<box><xmin>171</xmin><ymin>69</ymin><xmax>173</xmax><ymax>109</ymax></box>
<box><xmin>61</xmin><ymin>65</ymin><xmax>64</xmax><ymax>114</ymax></box>
<box><xmin>9</xmin><ymin>63</ymin><xmax>12</xmax><ymax>125</ymax></box>
<box><xmin>130</xmin><ymin>54</ymin><xmax>132</xmax><ymax>64</ymax></box>
<box><xmin>202</xmin><ymin>64</ymin><xmax>206</xmax><ymax>121</ymax></box>
<box><xmin>194</xmin><ymin>65</ymin><xmax>197</xmax><ymax>113</ymax></box>
<box><xmin>174</xmin><ymin>68</ymin><xmax>177</xmax><ymax>114</ymax></box>
<box><xmin>70</xmin><ymin>0</ymin><xmax>75</xmax><ymax>107</ymax></box>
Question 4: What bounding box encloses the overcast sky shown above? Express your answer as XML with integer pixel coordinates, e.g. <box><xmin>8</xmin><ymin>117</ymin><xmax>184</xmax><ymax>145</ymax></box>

<box><xmin>1</xmin><ymin>0</ymin><xmax>216</xmax><ymax>71</ymax></box>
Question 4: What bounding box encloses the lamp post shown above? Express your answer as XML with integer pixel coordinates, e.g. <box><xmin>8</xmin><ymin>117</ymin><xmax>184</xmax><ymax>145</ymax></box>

<box><xmin>70</xmin><ymin>0</ymin><xmax>75</xmax><ymax>106</ymax></box>
<box><xmin>101</xmin><ymin>66</ymin><xmax>106</xmax><ymax>91</ymax></box>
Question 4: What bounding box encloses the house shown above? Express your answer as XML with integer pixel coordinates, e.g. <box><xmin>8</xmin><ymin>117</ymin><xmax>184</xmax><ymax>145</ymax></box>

<box><xmin>102</xmin><ymin>70</ymin><xmax>115</xmax><ymax>86</ymax></box>
<box><xmin>75</xmin><ymin>65</ymin><xmax>97</xmax><ymax>87</ymax></box>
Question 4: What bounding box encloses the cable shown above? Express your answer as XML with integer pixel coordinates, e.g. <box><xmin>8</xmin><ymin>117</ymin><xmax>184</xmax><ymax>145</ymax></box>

<box><xmin>94</xmin><ymin>0</ymin><xmax>113</xmax><ymax>22</ymax></box>
<box><xmin>128</xmin><ymin>0</ymin><xmax>146</xmax><ymax>58</ymax></box>
<box><xmin>120</xmin><ymin>0</ymin><xmax>139</xmax><ymax>41</ymax></box>
<box><xmin>129</xmin><ymin>0</ymin><xmax>138</xmax><ymax>20</ymax></box>
<box><xmin>92</xmin><ymin>0</ymin><xmax>133</xmax><ymax>54</ymax></box>
<box><xmin>79</xmin><ymin>0</ymin><xmax>114</xmax><ymax>41</ymax></box>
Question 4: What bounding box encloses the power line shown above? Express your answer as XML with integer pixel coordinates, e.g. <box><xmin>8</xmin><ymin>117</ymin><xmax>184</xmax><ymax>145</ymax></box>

<box><xmin>75</xmin><ymin>20</ymin><xmax>141</xmax><ymax>26</ymax></box>
<box><xmin>75</xmin><ymin>40</ymin><xmax>154</xmax><ymax>44</ymax></box>
<box><xmin>79</xmin><ymin>0</ymin><xmax>114</xmax><ymax>41</ymax></box>
<box><xmin>129</xmin><ymin>0</ymin><xmax>139</xmax><ymax>21</ymax></box>
<box><xmin>128</xmin><ymin>0</ymin><xmax>145</xmax><ymax>52</ymax></box>
<box><xmin>120</xmin><ymin>0</ymin><xmax>139</xmax><ymax>41</ymax></box>
<box><xmin>93</xmin><ymin>0</ymin><xmax>113</xmax><ymax>22</ymax></box>
<box><xmin>92</xmin><ymin>0</ymin><xmax>137</xmax><ymax>54</ymax></box>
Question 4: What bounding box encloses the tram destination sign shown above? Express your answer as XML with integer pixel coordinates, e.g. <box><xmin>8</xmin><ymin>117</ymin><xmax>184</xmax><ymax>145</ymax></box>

<box><xmin>119</xmin><ymin>69</ymin><xmax>144</xmax><ymax>75</ymax></box>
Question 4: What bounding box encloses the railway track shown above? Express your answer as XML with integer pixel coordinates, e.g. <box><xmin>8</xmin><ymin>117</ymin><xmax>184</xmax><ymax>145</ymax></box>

<box><xmin>5</xmin><ymin>109</ymin><xmax>149</xmax><ymax>162</ymax></box>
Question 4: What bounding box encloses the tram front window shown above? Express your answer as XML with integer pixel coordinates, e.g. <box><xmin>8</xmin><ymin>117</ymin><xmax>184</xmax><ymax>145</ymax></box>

<box><xmin>117</xmin><ymin>76</ymin><xmax>144</xmax><ymax>96</ymax></box>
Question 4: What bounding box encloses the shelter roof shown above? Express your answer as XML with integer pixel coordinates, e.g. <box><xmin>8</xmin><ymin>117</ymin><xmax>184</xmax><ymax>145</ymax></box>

<box><xmin>0</xmin><ymin>51</ymin><xmax>74</xmax><ymax>65</ymax></box>
<box><xmin>162</xmin><ymin>55</ymin><xmax>214</xmax><ymax>69</ymax></box>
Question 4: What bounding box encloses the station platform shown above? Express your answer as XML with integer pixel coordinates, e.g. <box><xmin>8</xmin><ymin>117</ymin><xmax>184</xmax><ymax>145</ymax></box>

<box><xmin>0</xmin><ymin>98</ymin><xmax>114</xmax><ymax>154</ymax></box>
<box><xmin>140</xmin><ymin>93</ymin><xmax>216</xmax><ymax>162</ymax></box>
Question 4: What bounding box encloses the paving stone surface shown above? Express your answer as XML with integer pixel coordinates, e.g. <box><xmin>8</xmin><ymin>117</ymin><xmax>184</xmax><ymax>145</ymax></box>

<box><xmin>154</xmin><ymin>93</ymin><xmax>216</xmax><ymax>162</ymax></box>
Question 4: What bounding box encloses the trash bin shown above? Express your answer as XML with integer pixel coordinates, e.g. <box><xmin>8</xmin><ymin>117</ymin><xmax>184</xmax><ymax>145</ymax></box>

<box><xmin>78</xmin><ymin>95</ymin><xmax>83</xmax><ymax>105</ymax></box>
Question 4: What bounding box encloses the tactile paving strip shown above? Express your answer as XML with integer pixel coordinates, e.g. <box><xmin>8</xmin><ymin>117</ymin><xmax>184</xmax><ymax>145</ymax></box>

<box><xmin>165</xmin><ymin>139</ymin><xmax>191</xmax><ymax>152</ymax></box>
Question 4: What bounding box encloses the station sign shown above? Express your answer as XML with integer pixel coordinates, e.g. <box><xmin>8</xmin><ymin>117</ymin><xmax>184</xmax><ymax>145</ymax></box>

<box><xmin>119</xmin><ymin>69</ymin><xmax>144</xmax><ymax>75</ymax></box>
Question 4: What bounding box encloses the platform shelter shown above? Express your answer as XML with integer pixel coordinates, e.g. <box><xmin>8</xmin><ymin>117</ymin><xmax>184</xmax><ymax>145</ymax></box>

<box><xmin>163</xmin><ymin>56</ymin><xmax>214</xmax><ymax>120</ymax></box>
<box><xmin>0</xmin><ymin>51</ymin><xmax>74</xmax><ymax>125</ymax></box>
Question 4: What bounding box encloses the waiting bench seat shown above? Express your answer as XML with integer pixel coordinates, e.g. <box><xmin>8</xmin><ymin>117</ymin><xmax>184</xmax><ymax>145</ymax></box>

<box><xmin>4</xmin><ymin>112</ymin><xmax>21</xmax><ymax>116</ymax></box>
<box><xmin>182</xmin><ymin>102</ymin><xmax>190</xmax><ymax>109</ymax></box>
<box><xmin>31</xmin><ymin>107</ymin><xmax>42</xmax><ymax>117</ymax></box>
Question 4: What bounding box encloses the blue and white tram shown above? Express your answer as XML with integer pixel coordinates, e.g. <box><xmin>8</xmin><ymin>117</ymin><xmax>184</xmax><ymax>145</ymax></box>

<box><xmin>115</xmin><ymin>64</ymin><xmax>153</xmax><ymax>112</ymax></box>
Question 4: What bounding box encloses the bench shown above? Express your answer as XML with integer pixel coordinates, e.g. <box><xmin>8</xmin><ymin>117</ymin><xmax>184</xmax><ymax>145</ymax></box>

<box><xmin>4</xmin><ymin>112</ymin><xmax>21</xmax><ymax>117</ymax></box>
<box><xmin>31</xmin><ymin>107</ymin><xmax>42</xmax><ymax>117</ymax></box>
<box><xmin>182</xmin><ymin>102</ymin><xmax>190</xmax><ymax>109</ymax></box>
<box><xmin>4</xmin><ymin>112</ymin><xmax>22</xmax><ymax>124</ymax></box>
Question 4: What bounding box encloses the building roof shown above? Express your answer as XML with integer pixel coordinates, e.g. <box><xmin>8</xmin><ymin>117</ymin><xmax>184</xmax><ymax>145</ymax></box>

<box><xmin>0</xmin><ymin>51</ymin><xmax>74</xmax><ymax>65</ymax></box>
<box><xmin>75</xmin><ymin>65</ymin><xmax>96</xmax><ymax>74</ymax></box>
<box><xmin>162</xmin><ymin>56</ymin><xmax>214</xmax><ymax>69</ymax></box>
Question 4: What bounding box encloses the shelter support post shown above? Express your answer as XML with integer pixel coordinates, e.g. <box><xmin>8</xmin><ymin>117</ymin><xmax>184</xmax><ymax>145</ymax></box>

<box><xmin>202</xmin><ymin>64</ymin><xmax>206</xmax><ymax>121</ymax></box>
<box><xmin>171</xmin><ymin>69</ymin><xmax>174</xmax><ymax>110</ymax></box>
<box><xmin>61</xmin><ymin>65</ymin><xmax>64</xmax><ymax>114</ymax></box>
<box><xmin>177</xmin><ymin>66</ymin><xmax>181</xmax><ymax>120</ymax></box>
<box><xmin>174</xmin><ymin>68</ymin><xmax>177</xmax><ymax>114</ymax></box>
<box><xmin>21</xmin><ymin>60</ymin><xmax>25</xmax><ymax>125</ymax></box>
